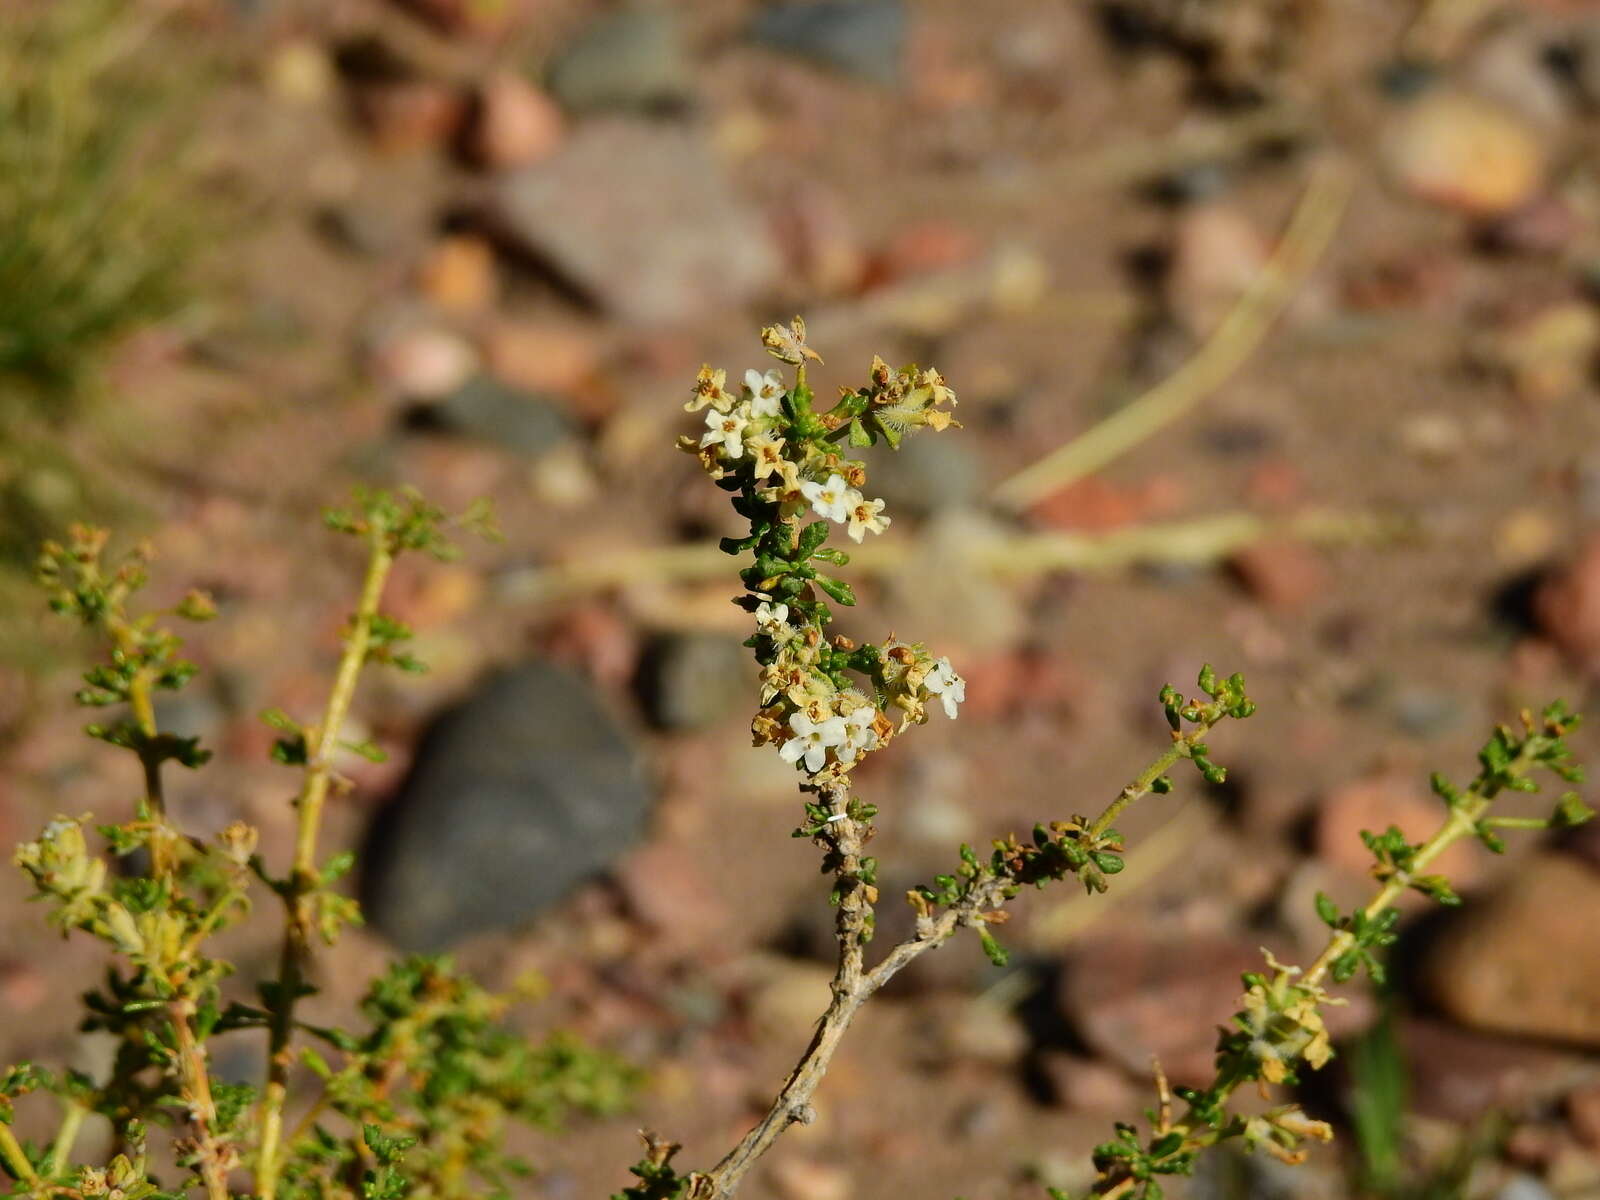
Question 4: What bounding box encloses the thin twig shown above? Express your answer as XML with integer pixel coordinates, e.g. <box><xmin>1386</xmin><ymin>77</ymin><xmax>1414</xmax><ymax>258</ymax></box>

<box><xmin>991</xmin><ymin>159</ymin><xmax>1355</xmax><ymax>513</ymax></box>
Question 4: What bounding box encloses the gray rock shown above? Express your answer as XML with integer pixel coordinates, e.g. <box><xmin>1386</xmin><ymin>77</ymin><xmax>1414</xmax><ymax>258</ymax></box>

<box><xmin>1391</xmin><ymin>687</ymin><xmax>1465</xmax><ymax>739</ymax></box>
<box><xmin>545</xmin><ymin>7</ymin><xmax>691</xmax><ymax>115</ymax></box>
<box><xmin>866</xmin><ymin>433</ymin><xmax>982</xmax><ymax>515</ymax></box>
<box><xmin>412</xmin><ymin>375</ymin><xmax>574</xmax><ymax>457</ymax></box>
<box><xmin>361</xmin><ymin>663</ymin><xmax>652</xmax><ymax>951</ymax></box>
<box><xmin>494</xmin><ymin>120</ymin><xmax>779</xmax><ymax>325</ymax></box>
<box><xmin>750</xmin><ymin>1</ymin><xmax>906</xmax><ymax>85</ymax></box>
<box><xmin>1496</xmin><ymin>1176</ymin><xmax>1556</xmax><ymax>1200</ymax></box>
<box><xmin>634</xmin><ymin>632</ymin><xmax>749</xmax><ymax>732</ymax></box>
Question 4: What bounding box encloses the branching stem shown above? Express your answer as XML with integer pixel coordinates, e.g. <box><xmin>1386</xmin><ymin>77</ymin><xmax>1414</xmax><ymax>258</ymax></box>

<box><xmin>694</xmin><ymin>715</ymin><xmax>1235</xmax><ymax>1197</ymax></box>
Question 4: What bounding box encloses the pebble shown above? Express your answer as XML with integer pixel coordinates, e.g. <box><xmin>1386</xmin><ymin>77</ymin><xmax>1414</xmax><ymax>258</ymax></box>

<box><xmin>1480</xmin><ymin>194</ymin><xmax>1584</xmax><ymax>256</ymax></box>
<box><xmin>1058</xmin><ymin>932</ymin><xmax>1262</xmax><ymax>1086</ymax></box>
<box><xmin>1037</xmin><ymin>1051</ymin><xmax>1140</xmax><ymax>1113</ymax></box>
<box><xmin>410</xmin><ymin>375</ymin><xmax>574</xmax><ymax>457</ymax></box>
<box><xmin>493</xmin><ymin>120</ymin><xmax>779</xmax><ymax>325</ymax></box>
<box><xmin>767</xmin><ymin>1158</ymin><xmax>850</xmax><ymax>1200</ymax></box>
<box><xmin>370</xmin><ymin>327</ymin><xmax>478</xmax><ymax>400</ymax></box>
<box><xmin>1496</xmin><ymin>1176</ymin><xmax>1557</xmax><ymax>1200</ymax></box>
<box><xmin>750</xmin><ymin>0</ymin><xmax>906</xmax><ymax>85</ymax></box>
<box><xmin>866</xmin><ymin>431</ymin><xmax>983</xmax><ymax>515</ymax></box>
<box><xmin>1391</xmin><ymin>687</ymin><xmax>1465</xmax><ymax>739</ymax></box>
<box><xmin>360</xmin><ymin>662</ymin><xmax>652</xmax><ymax>951</ymax></box>
<box><xmin>1422</xmin><ymin>854</ymin><xmax>1600</xmax><ymax>1047</ymax></box>
<box><xmin>545</xmin><ymin>7</ymin><xmax>692</xmax><ymax>115</ymax></box>
<box><xmin>768</xmin><ymin>181</ymin><xmax>867</xmax><ymax>296</ymax></box>
<box><xmin>416</xmin><ymin>234</ymin><xmax>499</xmax><ymax>314</ymax></box>
<box><xmin>1165</xmin><ymin>203</ymin><xmax>1267</xmax><ymax>337</ymax></box>
<box><xmin>352</xmin><ymin>79</ymin><xmax>467</xmax><ymax>155</ymax></box>
<box><xmin>1383</xmin><ymin>90</ymin><xmax>1546</xmax><ymax>217</ymax></box>
<box><xmin>1401</xmin><ymin>1018</ymin><xmax>1580</xmax><ymax>1124</ymax></box>
<box><xmin>1227</xmin><ymin>539</ymin><xmax>1326</xmax><ymax>611</ymax></box>
<box><xmin>745</xmin><ymin>956</ymin><xmax>836</xmax><ymax>1039</ymax></box>
<box><xmin>1314</xmin><ymin>772</ymin><xmax>1477</xmax><ymax>883</ymax></box>
<box><xmin>1534</xmin><ymin>536</ymin><xmax>1600</xmax><ymax>674</ymax></box>
<box><xmin>633</xmin><ymin>631</ymin><xmax>749</xmax><ymax>732</ymax></box>
<box><xmin>1480</xmin><ymin>302</ymin><xmax>1600</xmax><ymax>403</ymax></box>
<box><xmin>1568</xmin><ymin>1083</ymin><xmax>1600</xmax><ymax>1149</ymax></box>
<box><xmin>466</xmin><ymin>73</ymin><xmax>564</xmax><ymax>171</ymax></box>
<box><xmin>481</xmin><ymin>320</ymin><xmax>600</xmax><ymax>397</ymax></box>
<box><xmin>611</xmin><ymin>840</ymin><xmax>729</xmax><ymax>949</ymax></box>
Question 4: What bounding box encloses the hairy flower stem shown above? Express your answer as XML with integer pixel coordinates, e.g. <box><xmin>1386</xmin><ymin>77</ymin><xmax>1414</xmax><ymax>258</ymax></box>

<box><xmin>257</xmin><ymin>532</ymin><xmax>395</xmax><ymax>1200</ymax></box>
<box><xmin>696</xmin><ymin>718</ymin><xmax>1234</xmax><ymax>1198</ymax></box>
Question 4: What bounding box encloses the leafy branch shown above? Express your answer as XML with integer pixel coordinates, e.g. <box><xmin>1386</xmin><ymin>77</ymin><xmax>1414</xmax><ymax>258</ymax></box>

<box><xmin>1080</xmin><ymin>703</ymin><xmax>1590</xmax><ymax>1200</ymax></box>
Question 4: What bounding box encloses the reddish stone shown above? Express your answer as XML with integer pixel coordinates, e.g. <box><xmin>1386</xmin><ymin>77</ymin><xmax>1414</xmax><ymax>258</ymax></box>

<box><xmin>352</xmin><ymin>80</ymin><xmax>467</xmax><ymax>154</ymax></box>
<box><xmin>1059</xmin><ymin>932</ymin><xmax>1262</xmax><ymax>1087</ymax></box>
<box><xmin>1227</xmin><ymin>539</ymin><xmax>1326</xmax><ymax>611</ymax></box>
<box><xmin>1314</xmin><ymin>772</ymin><xmax>1477</xmax><ymax>885</ymax></box>
<box><xmin>1030</xmin><ymin>475</ymin><xmax>1186</xmax><ymax>534</ymax></box>
<box><xmin>613</xmin><ymin>840</ymin><xmax>729</xmax><ymax>949</ymax></box>
<box><xmin>466</xmin><ymin>73</ymin><xmax>564</xmax><ymax>170</ymax></box>
<box><xmin>1535</xmin><ymin>536</ymin><xmax>1600</xmax><ymax>675</ymax></box>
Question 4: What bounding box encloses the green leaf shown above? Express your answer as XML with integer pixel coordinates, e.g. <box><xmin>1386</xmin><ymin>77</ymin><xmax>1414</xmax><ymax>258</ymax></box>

<box><xmin>1555</xmin><ymin>791</ymin><xmax>1595</xmax><ymax>828</ymax></box>
<box><xmin>977</xmin><ymin>926</ymin><xmax>1009</xmax><ymax>968</ymax></box>
<box><xmin>341</xmin><ymin>739</ymin><xmax>388</xmax><ymax>764</ymax></box>
<box><xmin>814</xmin><ymin>575</ymin><xmax>856</xmax><ymax>607</ymax></box>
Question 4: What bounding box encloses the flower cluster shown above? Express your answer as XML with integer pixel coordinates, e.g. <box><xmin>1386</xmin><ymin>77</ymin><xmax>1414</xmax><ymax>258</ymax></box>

<box><xmin>679</xmin><ymin>320</ymin><xmax>964</xmax><ymax>778</ymax></box>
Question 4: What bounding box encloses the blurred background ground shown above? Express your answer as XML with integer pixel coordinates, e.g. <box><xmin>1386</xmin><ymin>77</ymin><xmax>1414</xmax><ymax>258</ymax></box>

<box><xmin>3</xmin><ymin>0</ymin><xmax>1600</xmax><ymax>1197</ymax></box>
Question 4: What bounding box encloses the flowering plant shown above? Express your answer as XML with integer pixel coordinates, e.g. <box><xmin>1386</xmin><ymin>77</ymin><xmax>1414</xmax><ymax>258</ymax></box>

<box><xmin>0</xmin><ymin>324</ymin><xmax>1592</xmax><ymax>1200</ymax></box>
<box><xmin>615</xmin><ymin>322</ymin><xmax>1597</xmax><ymax>1200</ymax></box>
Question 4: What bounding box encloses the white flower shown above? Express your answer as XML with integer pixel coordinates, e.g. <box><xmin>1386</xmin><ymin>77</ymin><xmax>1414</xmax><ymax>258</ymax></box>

<box><xmin>799</xmin><ymin>473</ymin><xmax>852</xmax><ymax>523</ymax></box>
<box><xmin>745</xmin><ymin>368</ymin><xmax>786</xmax><ymax>418</ymax></box>
<box><xmin>778</xmin><ymin>711</ymin><xmax>848</xmax><ymax>773</ymax></box>
<box><xmin>755</xmin><ymin>601</ymin><xmax>791</xmax><ymax>635</ymax></box>
<box><xmin>747</xmin><ymin>431</ymin><xmax>786</xmax><ymax>481</ymax></box>
<box><xmin>924</xmin><ymin>657</ymin><xmax>965</xmax><ymax>719</ymax></box>
<box><xmin>835</xmin><ymin>704</ymin><xmax>880</xmax><ymax>764</ymax></box>
<box><xmin>845</xmin><ymin>494</ymin><xmax>890</xmax><ymax>543</ymax></box>
<box><xmin>700</xmin><ymin>406</ymin><xmax>749</xmax><ymax>459</ymax></box>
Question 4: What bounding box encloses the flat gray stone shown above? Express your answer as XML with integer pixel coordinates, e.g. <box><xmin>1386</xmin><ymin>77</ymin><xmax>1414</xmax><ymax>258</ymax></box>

<box><xmin>493</xmin><ymin>120</ymin><xmax>779</xmax><ymax>325</ymax></box>
<box><xmin>750</xmin><ymin>1</ymin><xmax>905</xmax><ymax>85</ymax></box>
<box><xmin>361</xmin><ymin>662</ymin><xmax>651</xmax><ymax>951</ymax></box>
<box><xmin>413</xmin><ymin>376</ymin><xmax>574</xmax><ymax>457</ymax></box>
<box><xmin>545</xmin><ymin>7</ymin><xmax>691</xmax><ymax>114</ymax></box>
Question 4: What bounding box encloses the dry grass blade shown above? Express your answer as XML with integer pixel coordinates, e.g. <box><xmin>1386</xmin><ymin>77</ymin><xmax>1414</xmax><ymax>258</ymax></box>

<box><xmin>991</xmin><ymin>158</ymin><xmax>1355</xmax><ymax>513</ymax></box>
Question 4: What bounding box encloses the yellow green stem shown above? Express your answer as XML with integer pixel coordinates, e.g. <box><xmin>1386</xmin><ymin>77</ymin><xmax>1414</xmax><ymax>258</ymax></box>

<box><xmin>46</xmin><ymin>1100</ymin><xmax>87</xmax><ymax>1178</ymax></box>
<box><xmin>257</xmin><ymin>531</ymin><xmax>394</xmax><ymax>1200</ymax></box>
<box><xmin>1090</xmin><ymin>708</ymin><xmax>1223</xmax><ymax>839</ymax></box>
<box><xmin>0</xmin><ymin>1122</ymin><xmax>37</xmax><ymax>1187</ymax></box>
